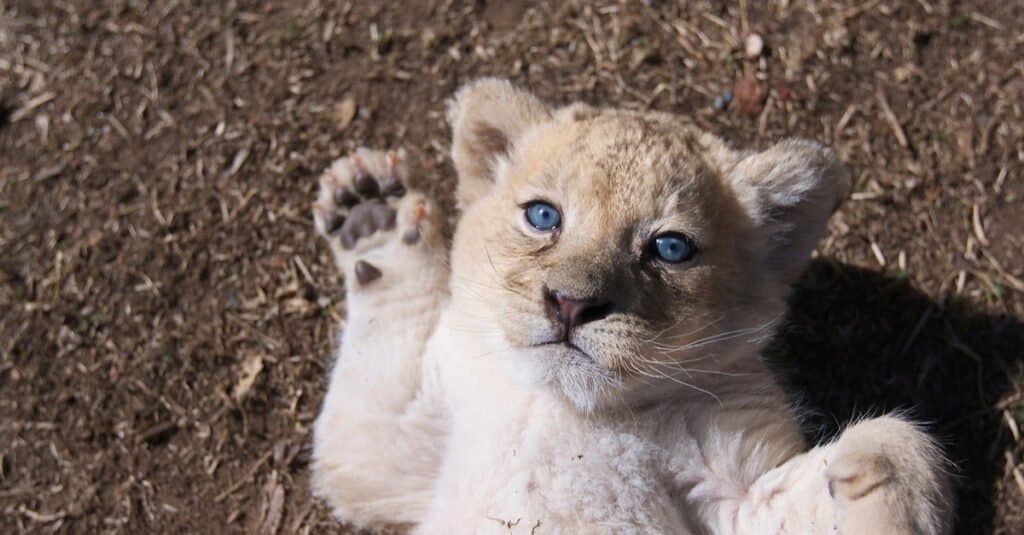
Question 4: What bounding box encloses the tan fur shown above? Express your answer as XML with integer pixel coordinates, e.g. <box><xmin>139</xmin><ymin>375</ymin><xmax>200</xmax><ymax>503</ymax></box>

<box><xmin>448</xmin><ymin>82</ymin><xmax>847</xmax><ymax>411</ymax></box>
<box><xmin>311</xmin><ymin>79</ymin><xmax>954</xmax><ymax>534</ymax></box>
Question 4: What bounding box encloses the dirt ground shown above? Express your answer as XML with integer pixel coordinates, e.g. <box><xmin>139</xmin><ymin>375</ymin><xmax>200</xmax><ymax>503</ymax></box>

<box><xmin>1</xmin><ymin>0</ymin><xmax>1022</xmax><ymax>533</ymax></box>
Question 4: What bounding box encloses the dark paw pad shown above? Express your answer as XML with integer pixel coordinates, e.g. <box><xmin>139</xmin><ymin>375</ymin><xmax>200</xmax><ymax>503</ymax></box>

<box><xmin>320</xmin><ymin>151</ymin><xmax>409</xmax><ymax>249</ymax></box>
<box><xmin>401</xmin><ymin>227</ymin><xmax>420</xmax><ymax>245</ymax></box>
<box><xmin>354</xmin><ymin>172</ymin><xmax>381</xmax><ymax>197</ymax></box>
<box><xmin>338</xmin><ymin>201</ymin><xmax>396</xmax><ymax>249</ymax></box>
<box><xmin>381</xmin><ymin>177</ymin><xmax>406</xmax><ymax>197</ymax></box>
<box><xmin>334</xmin><ymin>186</ymin><xmax>360</xmax><ymax>207</ymax></box>
<box><xmin>354</xmin><ymin>260</ymin><xmax>382</xmax><ymax>285</ymax></box>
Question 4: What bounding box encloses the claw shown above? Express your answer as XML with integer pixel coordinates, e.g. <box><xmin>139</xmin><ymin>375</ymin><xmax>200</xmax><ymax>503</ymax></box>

<box><xmin>385</xmin><ymin>150</ymin><xmax>399</xmax><ymax>174</ymax></box>
<box><xmin>412</xmin><ymin>202</ymin><xmax>427</xmax><ymax>222</ymax></box>
<box><xmin>380</xmin><ymin>151</ymin><xmax>407</xmax><ymax>197</ymax></box>
<box><xmin>350</xmin><ymin>153</ymin><xmax>367</xmax><ymax>174</ymax></box>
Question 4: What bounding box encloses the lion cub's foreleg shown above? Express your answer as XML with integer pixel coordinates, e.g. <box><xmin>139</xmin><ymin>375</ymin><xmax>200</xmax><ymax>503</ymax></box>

<box><xmin>310</xmin><ymin>148</ymin><xmax>449</xmax><ymax>529</ymax></box>
<box><xmin>706</xmin><ymin>415</ymin><xmax>952</xmax><ymax>534</ymax></box>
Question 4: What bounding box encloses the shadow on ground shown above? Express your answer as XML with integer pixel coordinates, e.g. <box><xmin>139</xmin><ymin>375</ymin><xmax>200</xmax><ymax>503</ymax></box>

<box><xmin>768</xmin><ymin>260</ymin><xmax>1024</xmax><ymax>535</ymax></box>
<box><xmin>0</xmin><ymin>101</ymin><xmax>11</xmax><ymax>133</ymax></box>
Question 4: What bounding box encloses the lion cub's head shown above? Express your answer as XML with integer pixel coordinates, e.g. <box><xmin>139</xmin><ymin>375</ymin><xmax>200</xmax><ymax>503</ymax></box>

<box><xmin>446</xmin><ymin>79</ymin><xmax>849</xmax><ymax>411</ymax></box>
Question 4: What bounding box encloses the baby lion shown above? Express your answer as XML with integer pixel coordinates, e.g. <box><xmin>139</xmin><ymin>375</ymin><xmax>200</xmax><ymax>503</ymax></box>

<box><xmin>310</xmin><ymin>79</ymin><xmax>952</xmax><ymax>534</ymax></box>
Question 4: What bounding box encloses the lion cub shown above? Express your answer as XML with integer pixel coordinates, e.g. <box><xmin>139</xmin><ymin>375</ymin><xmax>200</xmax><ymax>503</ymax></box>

<box><xmin>310</xmin><ymin>79</ymin><xmax>952</xmax><ymax>534</ymax></box>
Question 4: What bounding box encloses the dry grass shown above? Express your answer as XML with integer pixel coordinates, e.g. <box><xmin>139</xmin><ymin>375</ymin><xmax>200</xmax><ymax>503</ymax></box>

<box><xmin>0</xmin><ymin>1</ymin><xmax>1021</xmax><ymax>533</ymax></box>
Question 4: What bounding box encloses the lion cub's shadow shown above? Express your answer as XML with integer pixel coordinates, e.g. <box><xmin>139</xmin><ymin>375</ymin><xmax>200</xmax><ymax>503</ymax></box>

<box><xmin>768</xmin><ymin>259</ymin><xmax>1024</xmax><ymax>535</ymax></box>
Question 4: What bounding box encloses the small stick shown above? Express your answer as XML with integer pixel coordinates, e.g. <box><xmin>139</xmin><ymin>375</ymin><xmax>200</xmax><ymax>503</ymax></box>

<box><xmin>972</xmin><ymin>203</ymin><xmax>989</xmax><ymax>246</ymax></box>
<box><xmin>875</xmin><ymin>90</ymin><xmax>908</xmax><ymax>149</ymax></box>
<box><xmin>739</xmin><ymin>0</ymin><xmax>749</xmax><ymax>35</ymax></box>
<box><xmin>835</xmin><ymin>104</ymin><xmax>857</xmax><ymax>136</ymax></box>
<box><xmin>870</xmin><ymin>240</ymin><xmax>886</xmax><ymax>266</ymax></box>
<box><xmin>215</xmin><ymin>449</ymin><xmax>274</xmax><ymax>502</ymax></box>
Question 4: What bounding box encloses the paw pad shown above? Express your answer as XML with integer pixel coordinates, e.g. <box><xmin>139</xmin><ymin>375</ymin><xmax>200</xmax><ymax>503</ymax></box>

<box><xmin>401</xmin><ymin>228</ymin><xmax>420</xmax><ymax>244</ymax></box>
<box><xmin>314</xmin><ymin>149</ymin><xmax>410</xmax><ymax>251</ymax></box>
<box><xmin>338</xmin><ymin>201</ymin><xmax>397</xmax><ymax>250</ymax></box>
<box><xmin>354</xmin><ymin>172</ymin><xmax>381</xmax><ymax>197</ymax></box>
<box><xmin>334</xmin><ymin>186</ymin><xmax>360</xmax><ymax>208</ymax></box>
<box><xmin>354</xmin><ymin>260</ymin><xmax>382</xmax><ymax>286</ymax></box>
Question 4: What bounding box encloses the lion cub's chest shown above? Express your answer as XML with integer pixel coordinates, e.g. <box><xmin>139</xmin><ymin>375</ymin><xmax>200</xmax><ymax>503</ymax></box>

<box><xmin>425</xmin><ymin>325</ymin><xmax>688</xmax><ymax>532</ymax></box>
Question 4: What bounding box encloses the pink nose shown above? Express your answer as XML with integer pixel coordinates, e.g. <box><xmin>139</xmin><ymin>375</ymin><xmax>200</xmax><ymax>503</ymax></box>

<box><xmin>545</xmin><ymin>289</ymin><xmax>613</xmax><ymax>330</ymax></box>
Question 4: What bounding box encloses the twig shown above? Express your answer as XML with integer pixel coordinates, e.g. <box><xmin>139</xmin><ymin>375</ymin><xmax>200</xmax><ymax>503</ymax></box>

<box><xmin>215</xmin><ymin>449</ymin><xmax>274</xmax><ymax>502</ymax></box>
<box><xmin>875</xmin><ymin>90</ymin><xmax>908</xmax><ymax>149</ymax></box>
<box><xmin>971</xmin><ymin>204</ymin><xmax>989</xmax><ymax>246</ymax></box>
<box><xmin>739</xmin><ymin>0</ymin><xmax>749</xmax><ymax>35</ymax></box>
<box><xmin>900</xmin><ymin>307</ymin><xmax>932</xmax><ymax>356</ymax></box>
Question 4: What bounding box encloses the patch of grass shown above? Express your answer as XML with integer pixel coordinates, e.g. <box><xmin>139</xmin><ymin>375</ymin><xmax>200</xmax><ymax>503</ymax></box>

<box><xmin>280</xmin><ymin>18</ymin><xmax>300</xmax><ymax>40</ymax></box>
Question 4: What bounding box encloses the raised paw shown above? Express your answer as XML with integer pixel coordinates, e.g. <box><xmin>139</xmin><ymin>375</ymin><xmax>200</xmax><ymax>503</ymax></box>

<box><xmin>313</xmin><ymin>148</ymin><xmax>444</xmax><ymax>288</ymax></box>
<box><xmin>826</xmin><ymin>416</ymin><xmax>953</xmax><ymax>535</ymax></box>
<box><xmin>313</xmin><ymin>148</ymin><xmax>408</xmax><ymax>248</ymax></box>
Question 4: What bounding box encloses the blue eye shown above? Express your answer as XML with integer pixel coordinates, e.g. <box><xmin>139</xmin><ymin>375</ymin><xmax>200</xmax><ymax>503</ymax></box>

<box><xmin>652</xmin><ymin>233</ymin><xmax>696</xmax><ymax>263</ymax></box>
<box><xmin>525</xmin><ymin>202</ymin><xmax>561</xmax><ymax>231</ymax></box>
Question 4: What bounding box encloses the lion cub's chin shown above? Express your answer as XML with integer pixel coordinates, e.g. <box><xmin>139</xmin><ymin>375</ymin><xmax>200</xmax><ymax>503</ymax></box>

<box><xmin>491</xmin><ymin>342</ymin><xmax>617</xmax><ymax>412</ymax></box>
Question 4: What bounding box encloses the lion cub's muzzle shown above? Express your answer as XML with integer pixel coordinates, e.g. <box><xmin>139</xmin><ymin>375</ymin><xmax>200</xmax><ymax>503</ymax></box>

<box><xmin>542</xmin><ymin>285</ymin><xmax>615</xmax><ymax>343</ymax></box>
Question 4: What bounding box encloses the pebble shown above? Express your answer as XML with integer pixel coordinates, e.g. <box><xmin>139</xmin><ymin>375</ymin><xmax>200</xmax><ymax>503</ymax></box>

<box><xmin>734</xmin><ymin>70</ymin><xmax>767</xmax><ymax>117</ymax></box>
<box><xmin>713</xmin><ymin>89</ymin><xmax>734</xmax><ymax>111</ymax></box>
<box><xmin>334</xmin><ymin>97</ymin><xmax>357</xmax><ymax>129</ymax></box>
<box><xmin>745</xmin><ymin>33</ymin><xmax>764</xmax><ymax>58</ymax></box>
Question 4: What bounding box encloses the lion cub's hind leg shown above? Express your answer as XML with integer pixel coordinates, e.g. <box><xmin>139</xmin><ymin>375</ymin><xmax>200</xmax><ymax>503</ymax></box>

<box><xmin>311</xmin><ymin>148</ymin><xmax>449</xmax><ymax>529</ymax></box>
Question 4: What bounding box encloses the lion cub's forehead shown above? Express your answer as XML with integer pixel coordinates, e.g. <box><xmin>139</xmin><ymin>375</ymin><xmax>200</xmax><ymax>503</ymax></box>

<box><xmin>515</xmin><ymin>111</ymin><xmax>719</xmax><ymax>217</ymax></box>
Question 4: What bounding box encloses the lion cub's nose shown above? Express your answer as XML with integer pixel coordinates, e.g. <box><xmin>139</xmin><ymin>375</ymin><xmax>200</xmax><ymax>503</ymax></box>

<box><xmin>545</xmin><ymin>288</ymin><xmax>614</xmax><ymax>331</ymax></box>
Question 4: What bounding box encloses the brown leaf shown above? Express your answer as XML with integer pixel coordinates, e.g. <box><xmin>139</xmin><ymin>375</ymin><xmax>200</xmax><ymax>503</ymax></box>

<box><xmin>282</xmin><ymin>296</ymin><xmax>315</xmax><ymax>316</ymax></box>
<box><xmin>232</xmin><ymin>354</ymin><xmax>264</xmax><ymax>402</ymax></box>
<box><xmin>334</xmin><ymin>97</ymin><xmax>357</xmax><ymax>129</ymax></box>
<box><xmin>734</xmin><ymin>70</ymin><xmax>767</xmax><ymax>117</ymax></box>
<box><xmin>247</xmin><ymin>476</ymin><xmax>286</xmax><ymax>535</ymax></box>
<box><xmin>956</xmin><ymin>127</ymin><xmax>975</xmax><ymax>167</ymax></box>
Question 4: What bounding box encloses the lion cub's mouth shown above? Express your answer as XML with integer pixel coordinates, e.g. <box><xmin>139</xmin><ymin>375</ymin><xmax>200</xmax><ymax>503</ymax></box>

<box><xmin>533</xmin><ymin>340</ymin><xmax>593</xmax><ymax>360</ymax></box>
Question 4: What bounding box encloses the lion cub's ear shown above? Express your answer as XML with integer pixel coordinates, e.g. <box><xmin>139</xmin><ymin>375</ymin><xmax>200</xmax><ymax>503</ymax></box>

<box><xmin>447</xmin><ymin>78</ymin><xmax>550</xmax><ymax>208</ymax></box>
<box><xmin>727</xmin><ymin>139</ymin><xmax>851</xmax><ymax>282</ymax></box>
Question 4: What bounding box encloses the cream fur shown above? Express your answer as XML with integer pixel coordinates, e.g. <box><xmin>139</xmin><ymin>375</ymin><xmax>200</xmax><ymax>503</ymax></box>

<box><xmin>310</xmin><ymin>80</ymin><xmax>953</xmax><ymax>534</ymax></box>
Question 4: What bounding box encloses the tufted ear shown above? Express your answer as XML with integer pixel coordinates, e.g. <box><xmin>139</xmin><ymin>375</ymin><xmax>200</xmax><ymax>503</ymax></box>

<box><xmin>447</xmin><ymin>78</ymin><xmax>550</xmax><ymax>208</ymax></box>
<box><xmin>727</xmin><ymin>139</ymin><xmax>851</xmax><ymax>282</ymax></box>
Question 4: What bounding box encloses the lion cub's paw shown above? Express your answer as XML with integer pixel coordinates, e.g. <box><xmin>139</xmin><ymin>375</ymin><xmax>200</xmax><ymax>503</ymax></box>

<box><xmin>826</xmin><ymin>416</ymin><xmax>952</xmax><ymax>535</ymax></box>
<box><xmin>313</xmin><ymin>148</ymin><xmax>443</xmax><ymax>288</ymax></box>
